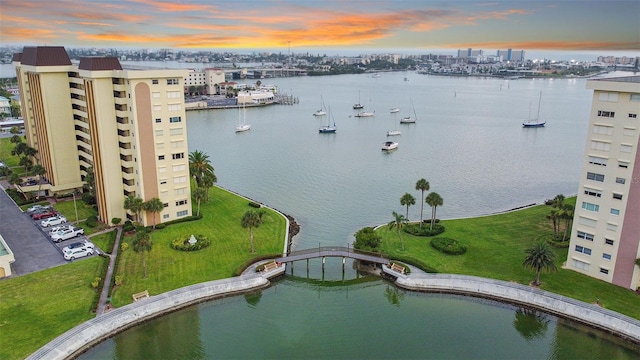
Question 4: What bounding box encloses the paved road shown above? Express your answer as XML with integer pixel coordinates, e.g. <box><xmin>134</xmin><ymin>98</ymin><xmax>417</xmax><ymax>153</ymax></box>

<box><xmin>0</xmin><ymin>187</ymin><xmax>66</xmax><ymax>275</ymax></box>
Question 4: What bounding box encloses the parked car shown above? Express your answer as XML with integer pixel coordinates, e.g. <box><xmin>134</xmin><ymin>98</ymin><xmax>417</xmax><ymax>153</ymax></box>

<box><xmin>62</xmin><ymin>239</ymin><xmax>94</xmax><ymax>252</ymax></box>
<box><xmin>32</xmin><ymin>211</ymin><xmax>57</xmax><ymax>220</ymax></box>
<box><xmin>41</xmin><ymin>215</ymin><xmax>67</xmax><ymax>227</ymax></box>
<box><xmin>63</xmin><ymin>247</ymin><xmax>94</xmax><ymax>261</ymax></box>
<box><xmin>26</xmin><ymin>204</ymin><xmax>51</xmax><ymax>213</ymax></box>
<box><xmin>49</xmin><ymin>224</ymin><xmax>75</xmax><ymax>234</ymax></box>
<box><xmin>52</xmin><ymin>227</ymin><xmax>85</xmax><ymax>242</ymax></box>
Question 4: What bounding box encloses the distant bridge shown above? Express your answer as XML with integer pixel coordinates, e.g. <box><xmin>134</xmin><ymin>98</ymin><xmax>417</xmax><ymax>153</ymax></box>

<box><xmin>274</xmin><ymin>246</ymin><xmax>390</xmax><ymax>265</ymax></box>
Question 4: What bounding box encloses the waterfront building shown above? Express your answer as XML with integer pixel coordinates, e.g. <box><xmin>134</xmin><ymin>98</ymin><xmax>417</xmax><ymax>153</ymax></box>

<box><xmin>185</xmin><ymin>68</ymin><xmax>225</xmax><ymax>95</ymax></box>
<box><xmin>497</xmin><ymin>49</ymin><xmax>526</xmax><ymax>62</ymax></box>
<box><xmin>567</xmin><ymin>75</ymin><xmax>640</xmax><ymax>290</ymax></box>
<box><xmin>12</xmin><ymin>46</ymin><xmax>192</xmax><ymax>226</ymax></box>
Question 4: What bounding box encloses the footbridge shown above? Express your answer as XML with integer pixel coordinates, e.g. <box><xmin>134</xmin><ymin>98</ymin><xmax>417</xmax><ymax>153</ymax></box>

<box><xmin>275</xmin><ymin>246</ymin><xmax>390</xmax><ymax>268</ymax></box>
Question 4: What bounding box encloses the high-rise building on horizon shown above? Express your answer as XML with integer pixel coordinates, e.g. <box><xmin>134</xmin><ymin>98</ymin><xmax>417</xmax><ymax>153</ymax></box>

<box><xmin>13</xmin><ymin>46</ymin><xmax>192</xmax><ymax>226</ymax></box>
<box><xmin>567</xmin><ymin>75</ymin><xmax>640</xmax><ymax>290</ymax></box>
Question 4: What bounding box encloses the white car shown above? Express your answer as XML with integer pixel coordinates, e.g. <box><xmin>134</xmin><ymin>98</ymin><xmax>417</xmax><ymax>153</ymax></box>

<box><xmin>51</xmin><ymin>227</ymin><xmax>85</xmax><ymax>242</ymax></box>
<box><xmin>26</xmin><ymin>204</ymin><xmax>51</xmax><ymax>213</ymax></box>
<box><xmin>63</xmin><ymin>247</ymin><xmax>94</xmax><ymax>261</ymax></box>
<box><xmin>62</xmin><ymin>240</ymin><xmax>94</xmax><ymax>253</ymax></box>
<box><xmin>49</xmin><ymin>224</ymin><xmax>74</xmax><ymax>234</ymax></box>
<box><xmin>41</xmin><ymin>215</ymin><xmax>67</xmax><ymax>227</ymax></box>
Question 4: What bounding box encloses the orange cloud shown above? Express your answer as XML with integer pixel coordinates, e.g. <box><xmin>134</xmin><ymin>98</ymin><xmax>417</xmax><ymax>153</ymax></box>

<box><xmin>129</xmin><ymin>0</ymin><xmax>216</xmax><ymax>13</ymax></box>
<box><xmin>0</xmin><ymin>27</ymin><xmax>58</xmax><ymax>41</ymax></box>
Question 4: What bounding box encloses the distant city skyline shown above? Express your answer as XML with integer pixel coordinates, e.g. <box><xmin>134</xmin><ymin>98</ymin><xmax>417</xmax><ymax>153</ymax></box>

<box><xmin>1</xmin><ymin>0</ymin><xmax>639</xmax><ymax>56</ymax></box>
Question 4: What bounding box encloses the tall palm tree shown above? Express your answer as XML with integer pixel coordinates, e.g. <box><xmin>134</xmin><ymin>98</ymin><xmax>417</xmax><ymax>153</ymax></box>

<box><xmin>124</xmin><ymin>195</ymin><xmax>144</xmax><ymax>224</ymax></box>
<box><xmin>425</xmin><ymin>192</ymin><xmax>443</xmax><ymax>230</ymax></box>
<box><xmin>241</xmin><ymin>210</ymin><xmax>262</xmax><ymax>253</ymax></box>
<box><xmin>8</xmin><ymin>173</ymin><xmax>23</xmax><ymax>196</ymax></box>
<box><xmin>143</xmin><ymin>197</ymin><xmax>164</xmax><ymax>230</ymax></box>
<box><xmin>400</xmin><ymin>192</ymin><xmax>416</xmax><ymax>220</ymax></box>
<box><xmin>133</xmin><ymin>227</ymin><xmax>153</xmax><ymax>278</ymax></box>
<box><xmin>200</xmin><ymin>172</ymin><xmax>217</xmax><ymax>201</ymax></box>
<box><xmin>31</xmin><ymin>164</ymin><xmax>45</xmax><ymax>199</ymax></box>
<box><xmin>388</xmin><ymin>211</ymin><xmax>408</xmax><ymax>251</ymax></box>
<box><xmin>415</xmin><ymin>178</ymin><xmax>430</xmax><ymax>227</ymax></box>
<box><xmin>192</xmin><ymin>187</ymin><xmax>208</xmax><ymax>216</ymax></box>
<box><xmin>546</xmin><ymin>209</ymin><xmax>559</xmax><ymax>238</ymax></box>
<box><xmin>559</xmin><ymin>204</ymin><xmax>575</xmax><ymax>241</ymax></box>
<box><xmin>189</xmin><ymin>150</ymin><xmax>216</xmax><ymax>188</ymax></box>
<box><xmin>522</xmin><ymin>242</ymin><xmax>557</xmax><ymax>286</ymax></box>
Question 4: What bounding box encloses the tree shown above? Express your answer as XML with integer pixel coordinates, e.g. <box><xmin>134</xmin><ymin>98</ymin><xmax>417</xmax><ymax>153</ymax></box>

<box><xmin>23</xmin><ymin>146</ymin><xmax>37</xmax><ymax>162</ymax></box>
<box><xmin>189</xmin><ymin>150</ymin><xmax>216</xmax><ymax>188</ymax></box>
<box><xmin>522</xmin><ymin>242</ymin><xmax>557</xmax><ymax>286</ymax></box>
<box><xmin>19</xmin><ymin>156</ymin><xmax>32</xmax><ymax>173</ymax></box>
<box><xmin>400</xmin><ymin>192</ymin><xmax>416</xmax><ymax>220</ymax></box>
<box><xmin>192</xmin><ymin>187</ymin><xmax>208</xmax><ymax>216</ymax></box>
<box><xmin>124</xmin><ymin>195</ymin><xmax>145</xmax><ymax>224</ymax></box>
<box><xmin>388</xmin><ymin>211</ymin><xmax>408</xmax><ymax>251</ymax></box>
<box><xmin>10</xmin><ymin>134</ymin><xmax>22</xmax><ymax>144</ymax></box>
<box><xmin>83</xmin><ymin>166</ymin><xmax>96</xmax><ymax>199</ymax></box>
<box><xmin>353</xmin><ymin>227</ymin><xmax>381</xmax><ymax>252</ymax></box>
<box><xmin>425</xmin><ymin>192</ymin><xmax>443</xmax><ymax>230</ymax></box>
<box><xmin>558</xmin><ymin>204</ymin><xmax>574</xmax><ymax>241</ymax></box>
<box><xmin>31</xmin><ymin>164</ymin><xmax>46</xmax><ymax>198</ymax></box>
<box><xmin>133</xmin><ymin>227</ymin><xmax>153</xmax><ymax>278</ymax></box>
<box><xmin>143</xmin><ymin>197</ymin><xmax>164</xmax><ymax>230</ymax></box>
<box><xmin>241</xmin><ymin>210</ymin><xmax>262</xmax><ymax>253</ymax></box>
<box><xmin>415</xmin><ymin>178</ymin><xmax>430</xmax><ymax>227</ymax></box>
<box><xmin>548</xmin><ymin>194</ymin><xmax>566</xmax><ymax>239</ymax></box>
<box><xmin>8</xmin><ymin>173</ymin><xmax>23</xmax><ymax>196</ymax></box>
<box><xmin>200</xmin><ymin>172</ymin><xmax>217</xmax><ymax>201</ymax></box>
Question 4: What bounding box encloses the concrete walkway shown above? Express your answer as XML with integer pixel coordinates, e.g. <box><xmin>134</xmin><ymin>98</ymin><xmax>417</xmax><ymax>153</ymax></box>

<box><xmin>93</xmin><ymin>226</ymin><xmax>122</xmax><ymax>316</ymax></box>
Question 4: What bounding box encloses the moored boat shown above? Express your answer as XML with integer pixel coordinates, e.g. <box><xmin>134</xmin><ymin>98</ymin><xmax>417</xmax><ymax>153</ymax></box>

<box><xmin>381</xmin><ymin>141</ymin><xmax>398</xmax><ymax>151</ymax></box>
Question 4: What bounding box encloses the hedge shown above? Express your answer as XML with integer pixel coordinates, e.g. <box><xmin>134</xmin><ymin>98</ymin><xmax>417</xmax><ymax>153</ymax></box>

<box><xmin>430</xmin><ymin>237</ymin><xmax>467</xmax><ymax>255</ymax></box>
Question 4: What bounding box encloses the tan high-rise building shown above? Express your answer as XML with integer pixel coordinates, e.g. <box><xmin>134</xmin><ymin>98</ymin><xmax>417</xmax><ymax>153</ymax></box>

<box><xmin>567</xmin><ymin>75</ymin><xmax>640</xmax><ymax>290</ymax></box>
<box><xmin>13</xmin><ymin>46</ymin><xmax>192</xmax><ymax>226</ymax></box>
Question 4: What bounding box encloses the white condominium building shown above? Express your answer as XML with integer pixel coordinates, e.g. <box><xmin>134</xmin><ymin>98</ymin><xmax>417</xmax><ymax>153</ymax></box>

<box><xmin>13</xmin><ymin>46</ymin><xmax>192</xmax><ymax>226</ymax></box>
<box><xmin>567</xmin><ymin>75</ymin><xmax>640</xmax><ymax>290</ymax></box>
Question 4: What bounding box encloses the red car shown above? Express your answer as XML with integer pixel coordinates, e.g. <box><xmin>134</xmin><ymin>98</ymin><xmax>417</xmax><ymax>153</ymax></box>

<box><xmin>32</xmin><ymin>211</ymin><xmax>57</xmax><ymax>220</ymax></box>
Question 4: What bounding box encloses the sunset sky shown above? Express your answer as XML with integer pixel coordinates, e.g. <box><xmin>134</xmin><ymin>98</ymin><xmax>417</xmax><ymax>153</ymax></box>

<box><xmin>1</xmin><ymin>0</ymin><xmax>639</xmax><ymax>55</ymax></box>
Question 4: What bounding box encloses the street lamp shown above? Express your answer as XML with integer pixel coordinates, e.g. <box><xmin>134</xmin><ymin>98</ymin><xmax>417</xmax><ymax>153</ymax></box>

<box><xmin>72</xmin><ymin>189</ymin><xmax>79</xmax><ymax>224</ymax></box>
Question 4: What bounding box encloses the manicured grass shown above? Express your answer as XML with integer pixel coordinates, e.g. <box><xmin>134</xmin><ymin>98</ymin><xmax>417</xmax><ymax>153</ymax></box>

<box><xmin>378</xmin><ymin>198</ymin><xmax>640</xmax><ymax>319</ymax></box>
<box><xmin>110</xmin><ymin>186</ymin><xmax>286</xmax><ymax>307</ymax></box>
<box><xmin>0</xmin><ymin>257</ymin><xmax>107</xmax><ymax>360</ymax></box>
<box><xmin>52</xmin><ymin>197</ymin><xmax>98</xmax><ymax>222</ymax></box>
<box><xmin>0</xmin><ymin>136</ymin><xmax>22</xmax><ymax>167</ymax></box>
<box><xmin>89</xmin><ymin>229</ymin><xmax>118</xmax><ymax>254</ymax></box>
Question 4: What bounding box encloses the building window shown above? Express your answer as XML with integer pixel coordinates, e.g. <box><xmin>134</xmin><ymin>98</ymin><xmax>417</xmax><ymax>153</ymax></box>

<box><xmin>600</xmin><ymin>268</ymin><xmax>609</xmax><ymax>274</ymax></box>
<box><xmin>629</xmin><ymin>113</ymin><xmax>637</xmax><ymax>119</ymax></box>
<box><xmin>605</xmin><ymin>238</ymin><xmax>614</xmax><ymax>246</ymax></box>
<box><xmin>156</xmin><ymin>142</ymin><xmax>165</xmax><ymax>149</ymax></box>
<box><xmin>177</xmin><ymin>210</ymin><xmax>188</xmax><ymax>217</ymax></box>
<box><xmin>155</xmin><ymin>129</ymin><xmax>164</xmax><ymax>136</ymax></box>
<box><xmin>572</xmin><ymin>259</ymin><xmax>590</xmax><ymax>271</ymax></box>
<box><xmin>586</xmin><ymin>172</ymin><xmax>604</xmax><ymax>182</ymax></box>
<box><xmin>171</xmin><ymin>140</ymin><xmax>184</xmax><ymax>149</ymax></box>
<box><xmin>612</xmin><ymin>193</ymin><xmax>623</xmax><ymax>200</ymax></box>
<box><xmin>155</xmin><ymin>118</ymin><xmax>162</xmax><ymax>123</ymax></box>
<box><xmin>152</xmin><ymin>79</ymin><xmax>159</xmax><ymax>84</ymax></box>
<box><xmin>152</xmin><ymin>92</ymin><xmax>160</xmax><ymax>98</ymax></box>
<box><xmin>631</xmin><ymin>94</ymin><xmax>640</xmax><ymax>102</ymax></box>
<box><xmin>590</xmin><ymin>141</ymin><xmax>610</xmax><ymax>151</ymax></box>
<box><xmin>602</xmin><ymin>253</ymin><xmax>612</xmax><ymax>261</ymax></box>
<box><xmin>623</xmin><ymin>127</ymin><xmax>636</xmax><ymax>136</ymax></box>
<box><xmin>597</xmin><ymin>110</ymin><xmax>615</xmax><ymax>118</ymax></box>
<box><xmin>158</xmin><ymin>155</ymin><xmax>165</xmax><ymax>160</ymax></box>
<box><xmin>169</xmin><ymin>116</ymin><xmax>182</xmax><ymax>123</ymax></box>
<box><xmin>592</xmin><ymin>125</ymin><xmax>613</xmax><ymax>135</ymax></box>
<box><xmin>153</xmin><ymin>104</ymin><xmax>162</xmax><ymax>111</ymax></box>
<box><xmin>175</xmin><ymin>187</ymin><xmax>187</xmax><ymax>195</ymax></box>
<box><xmin>618</xmin><ymin>161</ymin><xmax>629</xmax><ymax>168</ymax></box>
<box><xmin>588</xmin><ymin>156</ymin><xmax>607</xmax><ymax>166</ymax></box>
<box><xmin>167</xmin><ymin>91</ymin><xmax>181</xmax><ymax>99</ymax></box>
<box><xmin>577</xmin><ymin>231</ymin><xmax>594</xmax><ymax>241</ymax></box>
<box><xmin>160</xmin><ymin>179</ymin><xmax>167</xmax><ymax>185</ymax></box>
<box><xmin>159</xmin><ymin>166</ymin><xmax>167</xmax><ymax>173</ymax></box>
<box><xmin>575</xmin><ymin>245</ymin><xmax>591</xmax><ymax>255</ymax></box>
<box><xmin>167</xmin><ymin>78</ymin><xmax>179</xmax><ymax>85</ymax></box>
<box><xmin>581</xmin><ymin>202</ymin><xmax>599</xmax><ymax>212</ymax></box>
<box><xmin>583</xmin><ymin>187</ymin><xmax>602</xmax><ymax>198</ymax></box>
<box><xmin>169</xmin><ymin>128</ymin><xmax>183</xmax><ymax>136</ymax></box>
<box><xmin>163</xmin><ymin>202</ymin><xmax>169</xmax><ymax>207</ymax></box>
<box><xmin>607</xmin><ymin>222</ymin><xmax>618</xmax><ymax>231</ymax></box>
<box><xmin>168</xmin><ymin>104</ymin><xmax>182</xmax><ymax>111</ymax></box>
<box><xmin>174</xmin><ymin>176</ymin><xmax>187</xmax><ymax>183</ymax></box>
<box><xmin>578</xmin><ymin>216</ymin><xmax>597</xmax><ymax>228</ymax></box>
<box><xmin>615</xmin><ymin>177</ymin><xmax>625</xmax><ymax>184</ymax></box>
<box><xmin>173</xmin><ymin>164</ymin><xmax>186</xmax><ymax>172</ymax></box>
<box><xmin>610</xmin><ymin>208</ymin><xmax>620</xmax><ymax>216</ymax></box>
<box><xmin>172</xmin><ymin>152</ymin><xmax>184</xmax><ymax>160</ymax></box>
<box><xmin>163</xmin><ymin>214</ymin><xmax>170</xmax><ymax>219</ymax></box>
<box><xmin>598</xmin><ymin>92</ymin><xmax>618</xmax><ymax>102</ymax></box>
<box><xmin>160</xmin><ymin>190</ymin><xmax>168</xmax><ymax>198</ymax></box>
<box><xmin>176</xmin><ymin>199</ymin><xmax>187</xmax><ymax>206</ymax></box>
<box><xmin>620</xmin><ymin>144</ymin><xmax>632</xmax><ymax>153</ymax></box>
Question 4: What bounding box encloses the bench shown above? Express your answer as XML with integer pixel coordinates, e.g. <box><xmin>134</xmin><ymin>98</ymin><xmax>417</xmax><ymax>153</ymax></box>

<box><xmin>132</xmin><ymin>290</ymin><xmax>149</xmax><ymax>302</ymax></box>
<box><xmin>262</xmin><ymin>261</ymin><xmax>279</xmax><ymax>272</ymax></box>
<box><xmin>390</xmin><ymin>263</ymin><xmax>405</xmax><ymax>274</ymax></box>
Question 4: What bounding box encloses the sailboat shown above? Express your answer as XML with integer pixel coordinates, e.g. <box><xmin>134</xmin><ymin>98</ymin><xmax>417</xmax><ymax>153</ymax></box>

<box><xmin>387</xmin><ymin>109</ymin><xmax>401</xmax><ymax>136</ymax></box>
<box><xmin>389</xmin><ymin>107</ymin><xmax>400</xmax><ymax>113</ymax></box>
<box><xmin>400</xmin><ymin>98</ymin><xmax>417</xmax><ymax>124</ymax></box>
<box><xmin>319</xmin><ymin>105</ymin><xmax>337</xmax><ymax>133</ymax></box>
<box><xmin>313</xmin><ymin>95</ymin><xmax>327</xmax><ymax>116</ymax></box>
<box><xmin>355</xmin><ymin>93</ymin><xmax>374</xmax><ymax>117</ymax></box>
<box><xmin>235</xmin><ymin>100</ymin><xmax>251</xmax><ymax>132</ymax></box>
<box><xmin>522</xmin><ymin>91</ymin><xmax>545</xmax><ymax>127</ymax></box>
<box><xmin>353</xmin><ymin>91</ymin><xmax>364</xmax><ymax>109</ymax></box>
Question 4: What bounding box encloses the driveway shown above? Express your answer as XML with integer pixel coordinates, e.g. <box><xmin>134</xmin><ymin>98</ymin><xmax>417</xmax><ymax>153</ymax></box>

<box><xmin>0</xmin><ymin>187</ymin><xmax>66</xmax><ymax>276</ymax></box>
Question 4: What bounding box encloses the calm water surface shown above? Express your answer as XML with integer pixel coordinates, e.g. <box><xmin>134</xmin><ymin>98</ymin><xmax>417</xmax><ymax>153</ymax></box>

<box><xmin>80</xmin><ymin>72</ymin><xmax>640</xmax><ymax>358</ymax></box>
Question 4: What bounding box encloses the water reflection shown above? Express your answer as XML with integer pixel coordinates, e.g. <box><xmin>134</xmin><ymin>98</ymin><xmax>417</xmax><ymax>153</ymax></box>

<box><xmin>513</xmin><ymin>308</ymin><xmax>550</xmax><ymax>341</ymax></box>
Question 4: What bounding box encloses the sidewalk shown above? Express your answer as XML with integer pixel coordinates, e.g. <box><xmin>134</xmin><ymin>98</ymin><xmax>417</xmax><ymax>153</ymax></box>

<box><xmin>94</xmin><ymin>226</ymin><xmax>122</xmax><ymax>316</ymax></box>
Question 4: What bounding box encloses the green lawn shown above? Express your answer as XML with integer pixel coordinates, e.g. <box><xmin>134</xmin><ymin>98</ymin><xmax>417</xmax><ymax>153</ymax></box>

<box><xmin>52</xmin><ymin>197</ymin><xmax>98</xmax><ymax>222</ymax></box>
<box><xmin>89</xmin><ymin>229</ymin><xmax>118</xmax><ymax>254</ymax></box>
<box><xmin>0</xmin><ymin>257</ymin><xmax>107</xmax><ymax>360</ymax></box>
<box><xmin>0</xmin><ymin>136</ymin><xmax>22</xmax><ymax>167</ymax></box>
<box><xmin>110</xmin><ymin>186</ymin><xmax>287</xmax><ymax>307</ymax></box>
<box><xmin>378</xmin><ymin>199</ymin><xmax>640</xmax><ymax>319</ymax></box>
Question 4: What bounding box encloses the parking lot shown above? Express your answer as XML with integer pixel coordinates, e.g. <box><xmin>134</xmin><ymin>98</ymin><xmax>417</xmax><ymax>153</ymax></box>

<box><xmin>0</xmin><ymin>188</ymin><xmax>97</xmax><ymax>276</ymax></box>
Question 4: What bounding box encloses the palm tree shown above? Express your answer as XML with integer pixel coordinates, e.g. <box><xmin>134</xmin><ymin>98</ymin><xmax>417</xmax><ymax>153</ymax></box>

<box><xmin>415</xmin><ymin>178</ymin><xmax>430</xmax><ymax>227</ymax></box>
<box><xmin>241</xmin><ymin>210</ymin><xmax>262</xmax><ymax>253</ymax></box>
<box><xmin>425</xmin><ymin>192</ymin><xmax>443</xmax><ymax>230</ymax></box>
<box><xmin>23</xmin><ymin>146</ymin><xmax>37</xmax><ymax>163</ymax></box>
<box><xmin>143</xmin><ymin>197</ymin><xmax>164</xmax><ymax>230</ymax></box>
<box><xmin>8</xmin><ymin>173</ymin><xmax>23</xmax><ymax>196</ymax></box>
<box><xmin>192</xmin><ymin>187</ymin><xmax>208</xmax><ymax>216</ymax></box>
<box><xmin>388</xmin><ymin>211</ymin><xmax>408</xmax><ymax>251</ymax></box>
<box><xmin>546</xmin><ymin>209</ymin><xmax>559</xmax><ymax>238</ymax></box>
<box><xmin>31</xmin><ymin>164</ymin><xmax>46</xmax><ymax>199</ymax></box>
<box><xmin>133</xmin><ymin>227</ymin><xmax>153</xmax><ymax>278</ymax></box>
<box><xmin>400</xmin><ymin>192</ymin><xmax>416</xmax><ymax>220</ymax></box>
<box><xmin>522</xmin><ymin>242</ymin><xmax>557</xmax><ymax>286</ymax></box>
<box><xmin>19</xmin><ymin>156</ymin><xmax>32</xmax><ymax>173</ymax></box>
<box><xmin>189</xmin><ymin>150</ymin><xmax>216</xmax><ymax>188</ymax></box>
<box><xmin>124</xmin><ymin>195</ymin><xmax>145</xmax><ymax>224</ymax></box>
<box><xmin>200</xmin><ymin>172</ymin><xmax>217</xmax><ymax>201</ymax></box>
<box><xmin>559</xmin><ymin>204</ymin><xmax>574</xmax><ymax>241</ymax></box>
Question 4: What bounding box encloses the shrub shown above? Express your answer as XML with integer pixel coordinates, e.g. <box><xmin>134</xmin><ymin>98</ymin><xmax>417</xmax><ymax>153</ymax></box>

<box><xmin>91</xmin><ymin>277</ymin><xmax>101</xmax><ymax>289</ymax></box>
<box><xmin>170</xmin><ymin>234</ymin><xmax>211</xmax><ymax>251</ymax></box>
<box><xmin>85</xmin><ymin>215</ymin><xmax>97</xmax><ymax>228</ymax></box>
<box><xmin>430</xmin><ymin>237</ymin><xmax>467</xmax><ymax>255</ymax></box>
<box><xmin>120</xmin><ymin>242</ymin><xmax>129</xmax><ymax>252</ymax></box>
<box><xmin>404</xmin><ymin>223</ymin><xmax>445</xmax><ymax>237</ymax></box>
<box><xmin>82</xmin><ymin>193</ymin><xmax>96</xmax><ymax>205</ymax></box>
<box><xmin>114</xmin><ymin>275</ymin><xmax>124</xmax><ymax>286</ymax></box>
<box><xmin>122</xmin><ymin>220</ymin><xmax>134</xmax><ymax>232</ymax></box>
<box><xmin>155</xmin><ymin>223</ymin><xmax>166</xmax><ymax>230</ymax></box>
<box><xmin>353</xmin><ymin>227</ymin><xmax>381</xmax><ymax>252</ymax></box>
<box><xmin>111</xmin><ymin>217</ymin><xmax>121</xmax><ymax>226</ymax></box>
<box><xmin>248</xmin><ymin>201</ymin><xmax>261</xmax><ymax>208</ymax></box>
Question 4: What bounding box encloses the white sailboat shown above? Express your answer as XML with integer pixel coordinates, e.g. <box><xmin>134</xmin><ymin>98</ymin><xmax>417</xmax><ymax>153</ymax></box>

<box><xmin>319</xmin><ymin>105</ymin><xmax>337</xmax><ymax>133</ymax></box>
<box><xmin>387</xmin><ymin>109</ymin><xmax>401</xmax><ymax>136</ymax></box>
<box><xmin>313</xmin><ymin>95</ymin><xmax>327</xmax><ymax>116</ymax></box>
<box><xmin>522</xmin><ymin>91</ymin><xmax>545</xmax><ymax>128</ymax></box>
<box><xmin>390</xmin><ymin>107</ymin><xmax>400</xmax><ymax>113</ymax></box>
<box><xmin>400</xmin><ymin>98</ymin><xmax>417</xmax><ymax>124</ymax></box>
<box><xmin>353</xmin><ymin>90</ymin><xmax>364</xmax><ymax>109</ymax></box>
<box><xmin>235</xmin><ymin>101</ymin><xmax>251</xmax><ymax>132</ymax></box>
<box><xmin>355</xmin><ymin>94</ymin><xmax>374</xmax><ymax>117</ymax></box>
